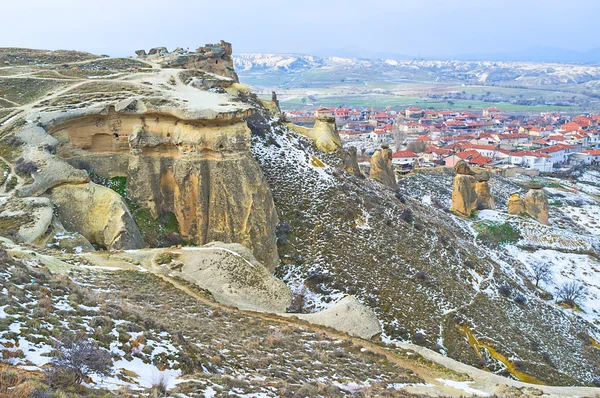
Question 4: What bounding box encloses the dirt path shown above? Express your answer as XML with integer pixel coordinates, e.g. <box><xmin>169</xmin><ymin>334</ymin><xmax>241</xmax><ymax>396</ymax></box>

<box><xmin>41</xmin><ymin>248</ymin><xmax>600</xmax><ymax>398</ymax></box>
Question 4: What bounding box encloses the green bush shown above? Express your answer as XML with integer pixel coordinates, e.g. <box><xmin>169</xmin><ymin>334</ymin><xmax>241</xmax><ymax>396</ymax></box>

<box><xmin>475</xmin><ymin>222</ymin><xmax>520</xmax><ymax>245</ymax></box>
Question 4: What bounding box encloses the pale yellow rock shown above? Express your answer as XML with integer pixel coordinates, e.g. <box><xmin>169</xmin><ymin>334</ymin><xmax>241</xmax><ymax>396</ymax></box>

<box><xmin>286</xmin><ymin>117</ymin><xmax>342</xmax><ymax>153</ymax></box>
<box><xmin>49</xmin><ymin>182</ymin><xmax>145</xmax><ymax>250</ymax></box>
<box><xmin>171</xmin><ymin>242</ymin><xmax>291</xmax><ymax>313</ymax></box>
<box><xmin>524</xmin><ymin>188</ymin><xmax>549</xmax><ymax>225</ymax></box>
<box><xmin>475</xmin><ymin>180</ymin><xmax>495</xmax><ymax>210</ymax></box>
<box><xmin>450</xmin><ymin>175</ymin><xmax>477</xmax><ymax>217</ymax></box>
<box><xmin>49</xmin><ymin>109</ymin><xmax>279</xmax><ymax>271</ymax></box>
<box><xmin>370</xmin><ymin>146</ymin><xmax>397</xmax><ymax>189</ymax></box>
<box><xmin>507</xmin><ymin>194</ymin><xmax>525</xmax><ymax>215</ymax></box>
<box><xmin>283</xmin><ymin>296</ymin><xmax>382</xmax><ymax>339</ymax></box>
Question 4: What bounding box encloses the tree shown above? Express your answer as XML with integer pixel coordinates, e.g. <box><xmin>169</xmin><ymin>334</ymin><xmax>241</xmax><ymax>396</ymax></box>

<box><xmin>556</xmin><ymin>281</ymin><xmax>586</xmax><ymax>307</ymax></box>
<box><xmin>531</xmin><ymin>262</ymin><xmax>552</xmax><ymax>287</ymax></box>
<box><xmin>392</xmin><ymin>127</ymin><xmax>406</xmax><ymax>151</ymax></box>
<box><xmin>301</xmin><ymin>97</ymin><xmax>306</xmax><ymax>104</ymax></box>
<box><xmin>407</xmin><ymin>141</ymin><xmax>427</xmax><ymax>154</ymax></box>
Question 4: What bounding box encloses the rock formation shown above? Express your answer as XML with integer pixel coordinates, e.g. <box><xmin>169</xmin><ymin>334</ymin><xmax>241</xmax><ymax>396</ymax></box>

<box><xmin>524</xmin><ymin>182</ymin><xmax>549</xmax><ymax>225</ymax></box>
<box><xmin>283</xmin><ymin>296</ymin><xmax>382</xmax><ymax>339</ymax></box>
<box><xmin>136</xmin><ymin>40</ymin><xmax>239</xmax><ymax>82</ymax></box>
<box><xmin>286</xmin><ymin>116</ymin><xmax>342</xmax><ymax>153</ymax></box>
<box><xmin>343</xmin><ymin>146</ymin><xmax>363</xmax><ymax>178</ymax></box>
<box><xmin>44</xmin><ymin>101</ymin><xmax>279</xmax><ymax>270</ymax></box>
<box><xmin>507</xmin><ymin>193</ymin><xmax>525</xmax><ymax>215</ymax></box>
<box><xmin>168</xmin><ymin>242</ymin><xmax>292</xmax><ymax>313</ymax></box>
<box><xmin>450</xmin><ymin>160</ymin><xmax>478</xmax><ymax>216</ymax></box>
<box><xmin>369</xmin><ymin>145</ymin><xmax>397</xmax><ymax>189</ymax></box>
<box><xmin>49</xmin><ymin>182</ymin><xmax>145</xmax><ymax>250</ymax></box>
<box><xmin>474</xmin><ymin>170</ymin><xmax>495</xmax><ymax>210</ymax></box>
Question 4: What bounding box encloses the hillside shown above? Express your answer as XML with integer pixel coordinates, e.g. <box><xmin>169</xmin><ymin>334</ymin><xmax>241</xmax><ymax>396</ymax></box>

<box><xmin>234</xmin><ymin>53</ymin><xmax>600</xmax><ymax>112</ymax></box>
<box><xmin>0</xmin><ymin>45</ymin><xmax>599</xmax><ymax>397</ymax></box>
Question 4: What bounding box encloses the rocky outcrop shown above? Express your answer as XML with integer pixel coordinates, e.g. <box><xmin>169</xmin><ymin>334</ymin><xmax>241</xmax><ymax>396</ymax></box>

<box><xmin>524</xmin><ymin>183</ymin><xmax>549</xmax><ymax>225</ymax></box>
<box><xmin>343</xmin><ymin>146</ymin><xmax>363</xmax><ymax>178</ymax></box>
<box><xmin>168</xmin><ymin>242</ymin><xmax>291</xmax><ymax>312</ymax></box>
<box><xmin>369</xmin><ymin>145</ymin><xmax>396</xmax><ymax>189</ymax></box>
<box><xmin>507</xmin><ymin>194</ymin><xmax>525</xmax><ymax>215</ymax></box>
<box><xmin>284</xmin><ymin>296</ymin><xmax>382</xmax><ymax>339</ymax></box>
<box><xmin>286</xmin><ymin>116</ymin><xmax>342</xmax><ymax>153</ymax></box>
<box><xmin>49</xmin><ymin>182</ymin><xmax>145</xmax><ymax>250</ymax></box>
<box><xmin>474</xmin><ymin>170</ymin><xmax>495</xmax><ymax>210</ymax></box>
<box><xmin>46</xmin><ymin>100</ymin><xmax>279</xmax><ymax>270</ymax></box>
<box><xmin>137</xmin><ymin>40</ymin><xmax>239</xmax><ymax>82</ymax></box>
<box><xmin>0</xmin><ymin>197</ymin><xmax>54</xmax><ymax>244</ymax></box>
<box><xmin>450</xmin><ymin>175</ymin><xmax>477</xmax><ymax>216</ymax></box>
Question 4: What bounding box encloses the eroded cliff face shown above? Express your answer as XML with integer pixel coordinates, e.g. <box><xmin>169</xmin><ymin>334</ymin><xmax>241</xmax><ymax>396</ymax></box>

<box><xmin>49</xmin><ymin>106</ymin><xmax>279</xmax><ymax>270</ymax></box>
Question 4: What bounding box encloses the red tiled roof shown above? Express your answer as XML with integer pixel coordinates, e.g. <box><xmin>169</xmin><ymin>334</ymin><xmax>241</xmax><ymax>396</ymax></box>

<box><xmin>392</xmin><ymin>150</ymin><xmax>418</xmax><ymax>158</ymax></box>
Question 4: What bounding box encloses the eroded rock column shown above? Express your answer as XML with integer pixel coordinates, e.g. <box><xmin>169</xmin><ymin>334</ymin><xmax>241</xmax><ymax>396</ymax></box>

<box><xmin>450</xmin><ymin>160</ymin><xmax>477</xmax><ymax>217</ymax></box>
<box><xmin>524</xmin><ymin>181</ymin><xmax>549</xmax><ymax>225</ymax></box>
<box><xmin>369</xmin><ymin>145</ymin><xmax>397</xmax><ymax>189</ymax></box>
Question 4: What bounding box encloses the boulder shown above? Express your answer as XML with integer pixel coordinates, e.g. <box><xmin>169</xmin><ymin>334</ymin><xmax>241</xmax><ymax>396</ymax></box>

<box><xmin>135</xmin><ymin>49</ymin><xmax>146</xmax><ymax>57</ymax></box>
<box><xmin>454</xmin><ymin>159</ymin><xmax>475</xmax><ymax>175</ymax></box>
<box><xmin>343</xmin><ymin>146</ymin><xmax>363</xmax><ymax>178</ymax></box>
<box><xmin>171</xmin><ymin>242</ymin><xmax>292</xmax><ymax>313</ymax></box>
<box><xmin>370</xmin><ymin>146</ymin><xmax>397</xmax><ymax>189</ymax></box>
<box><xmin>49</xmin><ymin>182</ymin><xmax>145</xmax><ymax>250</ymax></box>
<box><xmin>507</xmin><ymin>194</ymin><xmax>525</xmax><ymax>215</ymax></box>
<box><xmin>450</xmin><ymin>174</ymin><xmax>477</xmax><ymax>217</ymax></box>
<box><xmin>285</xmin><ymin>296</ymin><xmax>382</xmax><ymax>339</ymax></box>
<box><xmin>476</xmin><ymin>180</ymin><xmax>495</xmax><ymax>210</ymax></box>
<box><xmin>524</xmin><ymin>187</ymin><xmax>549</xmax><ymax>225</ymax></box>
<box><xmin>0</xmin><ymin>197</ymin><xmax>54</xmax><ymax>244</ymax></box>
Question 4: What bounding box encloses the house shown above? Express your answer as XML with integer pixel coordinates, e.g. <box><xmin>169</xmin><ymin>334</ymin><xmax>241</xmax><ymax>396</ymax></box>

<box><xmin>405</xmin><ymin>106</ymin><xmax>424</xmax><ymax>118</ymax></box>
<box><xmin>583</xmin><ymin>149</ymin><xmax>600</xmax><ymax>164</ymax></box>
<box><xmin>535</xmin><ymin>144</ymin><xmax>573</xmax><ymax>164</ymax></box>
<box><xmin>315</xmin><ymin>107</ymin><xmax>333</xmax><ymax>118</ymax></box>
<box><xmin>422</xmin><ymin>146</ymin><xmax>452</xmax><ymax>163</ymax></box>
<box><xmin>445</xmin><ymin>150</ymin><xmax>492</xmax><ymax>167</ymax></box>
<box><xmin>369</xmin><ymin>128</ymin><xmax>391</xmax><ymax>143</ymax></box>
<box><xmin>391</xmin><ymin>150</ymin><xmax>419</xmax><ymax>166</ymax></box>
<box><xmin>483</xmin><ymin>107</ymin><xmax>501</xmax><ymax>117</ymax></box>
<box><xmin>508</xmin><ymin>151</ymin><xmax>553</xmax><ymax>172</ymax></box>
<box><xmin>570</xmin><ymin>152</ymin><xmax>593</xmax><ymax>165</ymax></box>
<box><xmin>560</xmin><ymin>122</ymin><xmax>582</xmax><ymax>133</ymax></box>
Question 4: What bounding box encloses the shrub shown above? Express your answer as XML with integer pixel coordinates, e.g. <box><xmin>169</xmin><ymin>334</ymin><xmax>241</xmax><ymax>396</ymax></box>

<box><xmin>556</xmin><ymin>281</ymin><xmax>586</xmax><ymax>307</ymax></box>
<box><xmin>14</xmin><ymin>158</ymin><xmax>38</xmax><ymax>176</ymax></box>
<box><xmin>400</xmin><ymin>208</ymin><xmax>413</xmax><ymax>223</ymax></box>
<box><xmin>413</xmin><ymin>332</ymin><xmax>427</xmax><ymax>346</ymax></box>
<box><xmin>288</xmin><ymin>288</ymin><xmax>308</xmax><ymax>313</ymax></box>
<box><xmin>150</xmin><ymin>372</ymin><xmax>170</xmax><ymax>397</ymax></box>
<box><xmin>475</xmin><ymin>222</ymin><xmax>520</xmax><ymax>245</ymax></box>
<box><xmin>498</xmin><ymin>283</ymin><xmax>512</xmax><ymax>297</ymax></box>
<box><xmin>46</xmin><ymin>334</ymin><xmax>112</xmax><ymax>387</ymax></box>
<box><xmin>514</xmin><ymin>294</ymin><xmax>527</xmax><ymax>305</ymax></box>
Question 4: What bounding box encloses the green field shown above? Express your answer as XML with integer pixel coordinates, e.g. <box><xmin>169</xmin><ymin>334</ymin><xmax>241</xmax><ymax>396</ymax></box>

<box><xmin>275</xmin><ymin>94</ymin><xmax>579</xmax><ymax>113</ymax></box>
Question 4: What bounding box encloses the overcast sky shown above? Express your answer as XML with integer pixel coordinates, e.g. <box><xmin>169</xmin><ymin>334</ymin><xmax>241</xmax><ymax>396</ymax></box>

<box><xmin>2</xmin><ymin>0</ymin><xmax>598</xmax><ymax>58</ymax></box>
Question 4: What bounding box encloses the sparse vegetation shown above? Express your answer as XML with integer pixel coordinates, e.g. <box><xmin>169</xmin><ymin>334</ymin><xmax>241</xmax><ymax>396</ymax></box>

<box><xmin>475</xmin><ymin>221</ymin><xmax>521</xmax><ymax>245</ymax></box>
<box><xmin>556</xmin><ymin>281</ymin><xmax>586</xmax><ymax>307</ymax></box>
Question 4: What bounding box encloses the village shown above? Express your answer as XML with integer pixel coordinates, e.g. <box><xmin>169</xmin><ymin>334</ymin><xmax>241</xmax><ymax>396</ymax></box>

<box><xmin>285</xmin><ymin>105</ymin><xmax>600</xmax><ymax>176</ymax></box>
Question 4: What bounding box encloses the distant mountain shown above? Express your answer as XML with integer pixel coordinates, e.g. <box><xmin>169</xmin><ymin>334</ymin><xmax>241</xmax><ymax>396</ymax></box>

<box><xmin>234</xmin><ymin>53</ymin><xmax>600</xmax><ymax>88</ymax></box>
